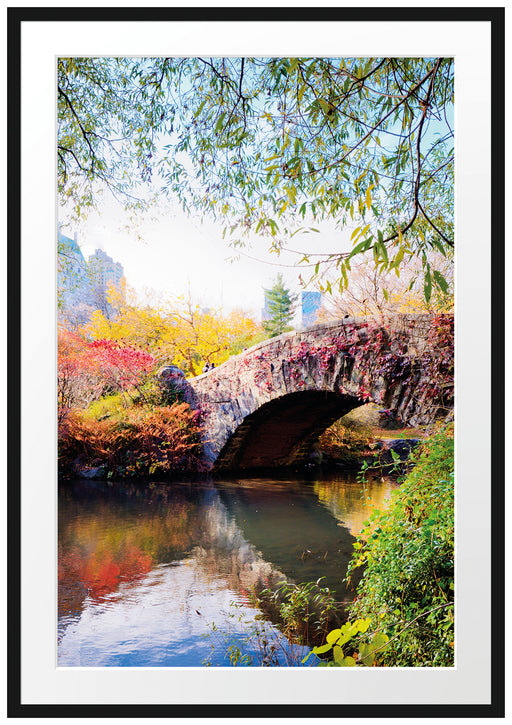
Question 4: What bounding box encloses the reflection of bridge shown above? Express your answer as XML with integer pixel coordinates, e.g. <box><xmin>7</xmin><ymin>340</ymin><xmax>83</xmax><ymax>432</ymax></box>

<box><xmin>59</xmin><ymin>477</ymin><xmax>357</xmax><ymax>625</ymax></box>
<box><xmin>214</xmin><ymin>477</ymin><xmax>359</xmax><ymax>602</ymax></box>
<box><xmin>162</xmin><ymin>314</ymin><xmax>454</xmax><ymax>471</ymax></box>
<box><xmin>59</xmin><ymin>476</ymin><xmax>361</xmax><ymax>663</ymax></box>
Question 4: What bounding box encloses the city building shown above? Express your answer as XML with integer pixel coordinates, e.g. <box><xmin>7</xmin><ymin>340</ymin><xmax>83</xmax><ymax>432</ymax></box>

<box><xmin>58</xmin><ymin>228</ymin><xmax>125</xmax><ymax>326</ymax></box>
<box><xmin>301</xmin><ymin>291</ymin><xmax>323</xmax><ymax>327</ymax></box>
<box><xmin>87</xmin><ymin>248</ymin><xmax>125</xmax><ymax>319</ymax></box>
<box><xmin>58</xmin><ymin>228</ymin><xmax>96</xmax><ymax>327</ymax></box>
<box><xmin>261</xmin><ymin>289</ymin><xmax>272</xmax><ymax>322</ymax></box>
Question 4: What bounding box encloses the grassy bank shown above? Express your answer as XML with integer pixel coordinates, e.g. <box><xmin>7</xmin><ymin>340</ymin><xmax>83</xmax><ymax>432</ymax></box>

<box><xmin>309</xmin><ymin>423</ymin><xmax>454</xmax><ymax>667</ymax></box>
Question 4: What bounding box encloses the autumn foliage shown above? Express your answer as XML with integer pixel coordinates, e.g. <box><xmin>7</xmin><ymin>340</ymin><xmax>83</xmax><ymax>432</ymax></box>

<box><xmin>58</xmin><ymin>321</ymin><xmax>209</xmax><ymax>479</ymax></box>
<box><xmin>84</xmin><ymin>285</ymin><xmax>264</xmax><ymax>376</ymax></box>
<box><xmin>58</xmin><ymin>328</ymin><xmax>155</xmax><ymax>420</ymax></box>
<box><xmin>58</xmin><ymin>402</ymin><xmax>205</xmax><ymax>479</ymax></box>
<box><xmin>87</xmin><ymin>339</ymin><xmax>155</xmax><ymax>397</ymax></box>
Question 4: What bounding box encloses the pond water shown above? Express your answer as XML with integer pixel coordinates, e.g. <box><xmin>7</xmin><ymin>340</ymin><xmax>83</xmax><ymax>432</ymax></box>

<box><xmin>58</xmin><ymin>471</ymin><xmax>398</xmax><ymax>667</ymax></box>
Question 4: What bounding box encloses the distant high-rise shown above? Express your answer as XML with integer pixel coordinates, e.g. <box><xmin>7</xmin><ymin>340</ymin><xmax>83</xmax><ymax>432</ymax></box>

<box><xmin>58</xmin><ymin>229</ymin><xmax>96</xmax><ymax>327</ymax></box>
<box><xmin>88</xmin><ymin>248</ymin><xmax>125</xmax><ymax>319</ymax></box>
<box><xmin>301</xmin><ymin>291</ymin><xmax>322</xmax><ymax>327</ymax></box>
<box><xmin>58</xmin><ymin>229</ymin><xmax>125</xmax><ymax>326</ymax></box>
<box><xmin>261</xmin><ymin>289</ymin><xmax>272</xmax><ymax>322</ymax></box>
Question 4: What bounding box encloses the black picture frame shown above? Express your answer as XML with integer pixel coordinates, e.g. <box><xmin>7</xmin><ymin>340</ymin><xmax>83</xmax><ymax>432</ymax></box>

<box><xmin>7</xmin><ymin>5</ymin><xmax>505</xmax><ymax>718</ymax></box>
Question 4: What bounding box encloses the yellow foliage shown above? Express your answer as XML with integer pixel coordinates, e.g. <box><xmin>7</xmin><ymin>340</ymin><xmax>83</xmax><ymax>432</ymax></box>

<box><xmin>83</xmin><ymin>286</ymin><xmax>263</xmax><ymax>377</ymax></box>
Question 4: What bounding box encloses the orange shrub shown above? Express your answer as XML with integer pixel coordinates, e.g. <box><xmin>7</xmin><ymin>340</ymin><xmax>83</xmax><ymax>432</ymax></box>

<box><xmin>58</xmin><ymin>402</ymin><xmax>205</xmax><ymax>479</ymax></box>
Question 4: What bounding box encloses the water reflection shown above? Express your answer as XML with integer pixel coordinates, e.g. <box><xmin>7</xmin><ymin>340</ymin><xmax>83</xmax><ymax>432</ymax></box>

<box><xmin>58</xmin><ymin>472</ymin><xmax>395</xmax><ymax>666</ymax></box>
<box><xmin>215</xmin><ymin>477</ymin><xmax>359</xmax><ymax>600</ymax></box>
<box><xmin>313</xmin><ymin>473</ymin><xmax>399</xmax><ymax>537</ymax></box>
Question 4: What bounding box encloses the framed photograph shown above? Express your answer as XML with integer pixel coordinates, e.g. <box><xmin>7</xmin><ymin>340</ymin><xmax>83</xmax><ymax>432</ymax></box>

<box><xmin>8</xmin><ymin>5</ymin><xmax>504</xmax><ymax>718</ymax></box>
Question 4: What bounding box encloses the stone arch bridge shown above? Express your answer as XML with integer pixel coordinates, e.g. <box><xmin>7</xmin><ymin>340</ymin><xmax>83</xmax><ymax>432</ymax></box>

<box><xmin>160</xmin><ymin>314</ymin><xmax>453</xmax><ymax>471</ymax></box>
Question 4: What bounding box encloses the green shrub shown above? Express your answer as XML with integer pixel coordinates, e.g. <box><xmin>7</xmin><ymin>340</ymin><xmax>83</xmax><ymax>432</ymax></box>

<box><xmin>345</xmin><ymin>423</ymin><xmax>454</xmax><ymax>666</ymax></box>
<box><xmin>257</xmin><ymin>579</ymin><xmax>340</xmax><ymax>647</ymax></box>
<box><xmin>203</xmin><ymin>581</ymin><xmax>340</xmax><ymax>667</ymax></box>
<box><xmin>82</xmin><ymin>393</ymin><xmax>127</xmax><ymax>422</ymax></box>
<box><xmin>131</xmin><ymin>376</ymin><xmax>185</xmax><ymax>408</ymax></box>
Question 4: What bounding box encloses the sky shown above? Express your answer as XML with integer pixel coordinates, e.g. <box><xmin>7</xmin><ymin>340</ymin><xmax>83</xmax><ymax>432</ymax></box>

<box><xmin>62</xmin><ymin>196</ymin><xmax>355</xmax><ymax>322</ymax></box>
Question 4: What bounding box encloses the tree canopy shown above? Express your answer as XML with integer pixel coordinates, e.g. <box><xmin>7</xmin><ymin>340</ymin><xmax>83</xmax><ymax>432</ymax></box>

<box><xmin>317</xmin><ymin>249</ymin><xmax>454</xmax><ymax>322</ymax></box>
<box><xmin>58</xmin><ymin>56</ymin><xmax>454</xmax><ymax>300</ymax></box>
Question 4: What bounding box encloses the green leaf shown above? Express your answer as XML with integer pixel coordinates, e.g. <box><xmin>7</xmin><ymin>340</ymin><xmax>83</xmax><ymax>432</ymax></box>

<box><xmin>194</xmin><ymin>99</ymin><xmax>207</xmax><ymax>118</ymax></box>
<box><xmin>358</xmin><ymin>642</ymin><xmax>375</xmax><ymax>667</ymax></box>
<box><xmin>371</xmin><ymin>632</ymin><xmax>389</xmax><ymax>650</ymax></box>
<box><xmin>394</xmin><ymin>245</ymin><xmax>405</xmax><ymax>268</ymax></box>
<box><xmin>333</xmin><ymin>623</ymin><xmax>359</xmax><ymax>647</ymax></box>
<box><xmin>349</xmin><ymin>236</ymin><xmax>373</xmax><ymax>259</ymax></box>
<box><xmin>379</xmin><ymin>241</ymin><xmax>388</xmax><ymax>263</ymax></box>
<box><xmin>215</xmin><ymin>112</ymin><xmax>226</xmax><ymax>133</ymax></box>
<box><xmin>356</xmin><ymin>618</ymin><xmax>371</xmax><ymax>633</ymax></box>
<box><xmin>424</xmin><ymin>267</ymin><xmax>432</xmax><ymax>302</ymax></box>
<box><xmin>339</xmin><ymin>655</ymin><xmax>357</xmax><ymax>667</ymax></box>
<box><xmin>326</xmin><ymin>629</ymin><xmax>342</xmax><ymax>644</ymax></box>
<box><xmin>312</xmin><ymin>642</ymin><xmax>334</xmax><ymax>655</ymax></box>
<box><xmin>433</xmin><ymin>270</ymin><xmax>449</xmax><ymax>293</ymax></box>
<box><xmin>333</xmin><ymin>645</ymin><xmax>344</xmax><ymax>663</ymax></box>
<box><xmin>341</xmin><ymin>263</ymin><xmax>348</xmax><ymax>288</ymax></box>
<box><xmin>268</xmin><ymin>218</ymin><xmax>279</xmax><ymax>235</ymax></box>
<box><xmin>318</xmin><ymin>98</ymin><xmax>330</xmax><ymax>114</ymax></box>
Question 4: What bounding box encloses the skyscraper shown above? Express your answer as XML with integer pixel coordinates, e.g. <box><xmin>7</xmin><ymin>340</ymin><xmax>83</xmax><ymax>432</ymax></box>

<box><xmin>87</xmin><ymin>248</ymin><xmax>125</xmax><ymax>318</ymax></box>
<box><xmin>58</xmin><ymin>229</ymin><xmax>96</xmax><ymax>327</ymax></box>
<box><xmin>57</xmin><ymin>230</ymin><xmax>125</xmax><ymax>326</ymax></box>
<box><xmin>301</xmin><ymin>291</ymin><xmax>322</xmax><ymax>327</ymax></box>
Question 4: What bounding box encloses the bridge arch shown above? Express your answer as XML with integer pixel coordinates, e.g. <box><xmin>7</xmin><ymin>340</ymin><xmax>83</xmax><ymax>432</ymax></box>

<box><xmin>214</xmin><ymin>389</ymin><xmax>362</xmax><ymax>471</ymax></box>
<box><xmin>162</xmin><ymin>314</ymin><xmax>453</xmax><ymax>471</ymax></box>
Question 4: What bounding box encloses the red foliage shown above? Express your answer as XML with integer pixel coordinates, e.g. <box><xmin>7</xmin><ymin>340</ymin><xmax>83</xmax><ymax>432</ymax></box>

<box><xmin>58</xmin><ymin>328</ymin><xmax>156</xmax><ymax>418</ymax></box>
<box><xmin>59</xmin><ymin>545</ymin><xmax>153</xmax><ymax>602</ymax></box>
<box><xmin>58</xmin><ymin>329</ymin><xmax>104</xmax><ymax>418</ymax></box>
<box><xmin>87</xmin><ymin>339</ymin><xmax>155</xmax><ymax>392</ymax></box>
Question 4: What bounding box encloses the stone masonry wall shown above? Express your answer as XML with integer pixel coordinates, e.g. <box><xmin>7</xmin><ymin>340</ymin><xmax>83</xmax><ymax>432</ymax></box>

<box><xmin>164</xmin><ymin>314</ymin><xmax>453</xmax><ymax>470</ymax></box>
